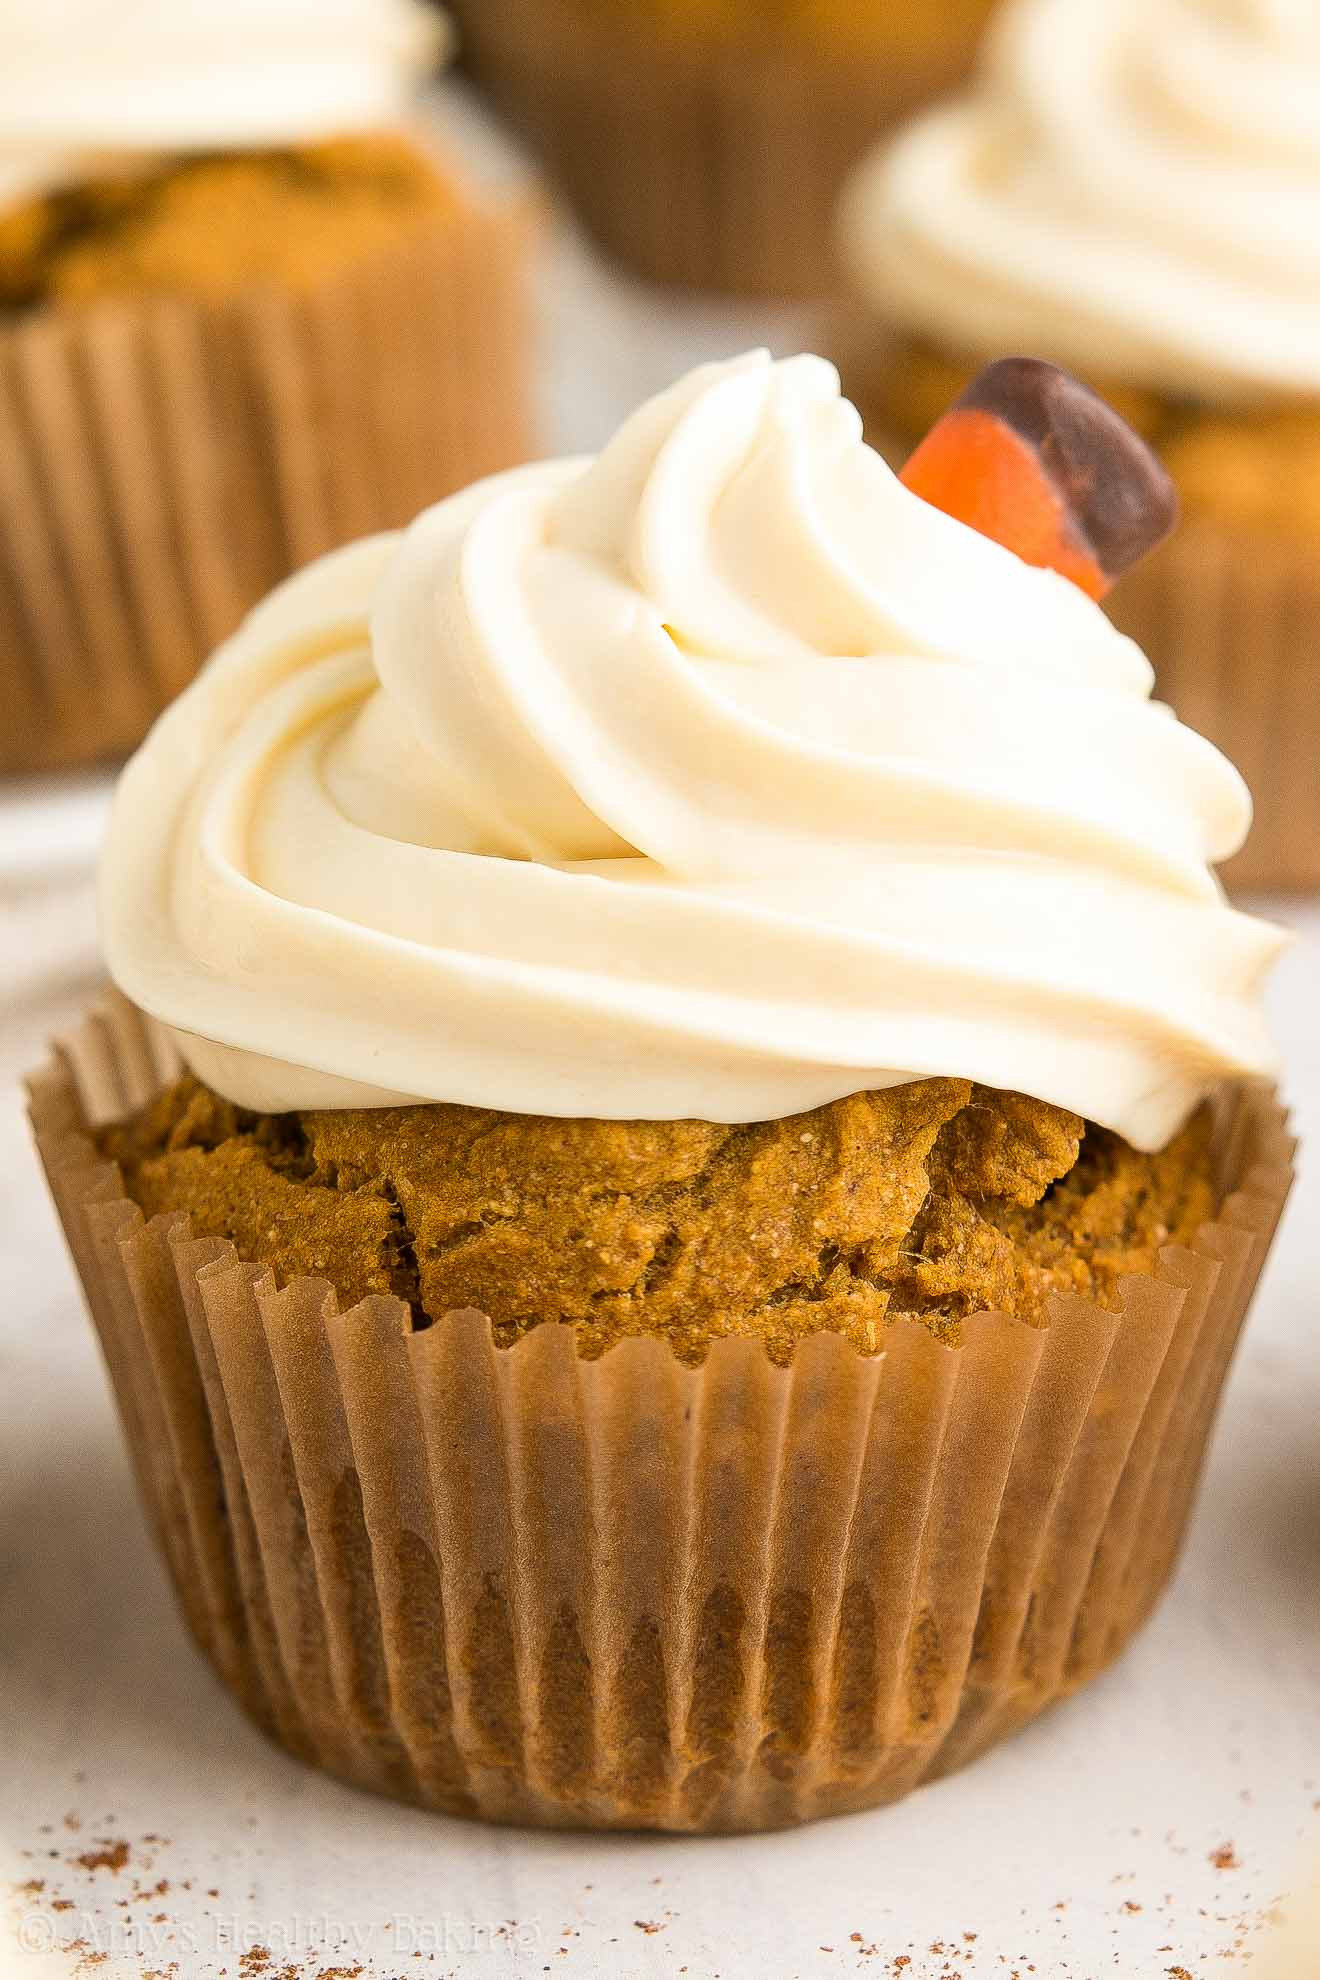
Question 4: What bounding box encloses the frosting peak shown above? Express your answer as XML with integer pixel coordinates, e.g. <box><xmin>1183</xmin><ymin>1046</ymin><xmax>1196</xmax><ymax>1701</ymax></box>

<box><xmin>0</xmin><ymin>0</ymin><xmax>445</xmax><ymax>213</ymax></box>
<box><xmin>101</xmin><ymin>354</ymin><xmax>1283</xmax><ymax>1147</ymax></box>
<box><xmin>839</xmin><ymin>0</ymin><xmax>1320</xmax><ymax>401</ymax></box>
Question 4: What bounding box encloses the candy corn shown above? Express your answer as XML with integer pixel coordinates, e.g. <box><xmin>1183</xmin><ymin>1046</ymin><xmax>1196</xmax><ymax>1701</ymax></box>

<box><xmin>900</xmin><ymin>357</ymin><xmax>1177</xmax><ymax>599</ymax></box>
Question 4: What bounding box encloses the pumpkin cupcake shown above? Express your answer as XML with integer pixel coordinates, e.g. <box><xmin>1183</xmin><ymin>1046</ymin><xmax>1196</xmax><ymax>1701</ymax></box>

<box><xmin>448</xmin><ymin>0</ymin><xmax>994</xmax><ymax>294</ymax></box>
<box><xmin>31</xmin><ymin>353</ymin><xmax>1292</xmax><ymax>1832</ymax></box>
<box><xmin>838</xmin><ymin>0</ymin><xmax>1320</xmax><ymax>890</ymax></box>
<box><xmin>0</xmin><ymin>0</ymin><xmax>533</xmax><ymax>775</ymax></box>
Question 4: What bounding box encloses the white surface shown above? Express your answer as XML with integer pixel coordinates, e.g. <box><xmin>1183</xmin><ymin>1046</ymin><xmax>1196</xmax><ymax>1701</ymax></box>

<box><xmin>2</xmin><ymin>90</ymin><xmax>1319</xmax><ymax>1980</ymax></box>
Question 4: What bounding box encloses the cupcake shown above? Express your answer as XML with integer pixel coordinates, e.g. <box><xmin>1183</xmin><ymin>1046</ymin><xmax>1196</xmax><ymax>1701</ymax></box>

<box><xmin>837</xmin><ymin>0</ymin><xmax>1320</xmax><ymax>891</ymax></box>
<box><xmin>0</xmin><ymin>0</ymin><xmax>534</xmax><ymax>776</ymax></box>
<box><xmin>31</xmin><ymin>354</ymin><xmax>1292</xmax><ymax>1832</ymax></box>
<box><xmin>448</xmin><ymin>0</ymin><xmax>994</xmax><ymax>295</ymax></box>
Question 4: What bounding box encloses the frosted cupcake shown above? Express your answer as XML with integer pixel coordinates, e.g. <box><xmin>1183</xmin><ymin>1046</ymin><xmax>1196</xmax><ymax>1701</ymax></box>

<box><xmin>31</xmin><ymin>354</ymin><xmax>1292</xmax><ymax>1831</ymax></box>
<box><xmin>449</xmin><ymin>0</ymin><xmax>994</xmax><ymax>294</ymax></box>
<box><xmin>838</xmin><ymin>0</ymin><xmax>1320</xmax><ymax>890</ymax></box>
<box><xmin>0</xmin><ymin>0</ymin><xmax>533</xmax><ymax>775</ymax></box>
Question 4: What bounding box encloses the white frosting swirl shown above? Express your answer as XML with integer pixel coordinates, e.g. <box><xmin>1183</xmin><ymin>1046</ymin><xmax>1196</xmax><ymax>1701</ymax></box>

<box><xmin>0</xmin><ymin>0</ymin><xmax>445</xmax><ymax>213</ymax></box>
<box><xmin>101</xmin><ymin>353</ymin><xmax>1283</xmax><ymax>1148</ymax></box>
<box><xmin>839</xmin><ymin>0</ymin><xmax>1320</xmax><ymax>401</ymax></box>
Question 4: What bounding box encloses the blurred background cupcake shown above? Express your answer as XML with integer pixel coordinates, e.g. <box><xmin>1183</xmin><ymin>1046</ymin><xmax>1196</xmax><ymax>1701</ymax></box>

<box><xmin>837</xmin><ymin>0</ymin><xmax>1320</xmax><ymax>893</ymax></box>
<box><xmin>447</xmin><ymin>0</ymin><xmax>995</xmax><ymax>295</ymax></box>
<box><xmin>0</xmin><ymin>0</ymin><xmax>534</xmax><ymax>776</ymax></box>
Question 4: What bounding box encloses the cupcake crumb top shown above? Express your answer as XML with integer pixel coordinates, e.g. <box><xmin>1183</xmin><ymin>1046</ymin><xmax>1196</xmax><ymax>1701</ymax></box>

<box><xmin>100</xmin><ymin>1076</ymin><xmax>1215</xmax><ymax>1367</ymax></box>
<box><xmin>561</xmin><ymin>0</ymin><xmax>994</xmax><ymax>56</ymax></box>
<box><xmin>0</xmin><ymin>136</ymin><xmax>456</xmax><ymax>310</ymax></box>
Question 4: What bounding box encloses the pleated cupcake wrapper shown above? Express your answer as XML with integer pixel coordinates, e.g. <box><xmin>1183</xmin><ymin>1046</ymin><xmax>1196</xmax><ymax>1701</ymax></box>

<box><xmin>838</xmin><ymin>331</ymin><xmax>1320</xmax><ymax>894</ymax></box>
<box><xmin>1108</xmin><ymin>520</ymin><xmax>1320</xmax><ymax>892</ymax></box>
<box><xmin>29</xmin><ymin>995</ymin><xmax>1294</xmax><ymax>1833</ymax></box>
<box><xmin>0</xmin><ymin>185</ymin><xmax>534</xmax><ymax>776</ymax></box>
<box><xmin>449</xmin><ymin>1</ymin><xmax>981</xmax><ymax>297</ymax></box>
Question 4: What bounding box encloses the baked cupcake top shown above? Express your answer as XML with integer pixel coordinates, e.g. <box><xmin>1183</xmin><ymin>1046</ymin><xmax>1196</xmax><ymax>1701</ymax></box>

<box><xmin>838</xmin><ymin>0</ymin><xmax>1320</xmax><ymax>402</ymax></box>
<box><xmin>554</xmin><ymin>0</ymin><xmax>994</xmax><ymax>55</ymax></box>
<box><xmin>0</xmin><ymin>0</ymin><xmax>445</xmax><ymax>213</ymax></box>
<box><xmin>101</xmin><ymin>352</ymin><xmax>1282</xmax><ymax>1148</ymax></box>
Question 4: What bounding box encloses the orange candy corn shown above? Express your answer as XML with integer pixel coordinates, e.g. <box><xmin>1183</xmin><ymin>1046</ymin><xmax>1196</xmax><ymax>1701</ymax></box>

<box><xmin>900</xmin><ymin>358</ymin><xmax>1177</xmax><ymax>600</ymax></box>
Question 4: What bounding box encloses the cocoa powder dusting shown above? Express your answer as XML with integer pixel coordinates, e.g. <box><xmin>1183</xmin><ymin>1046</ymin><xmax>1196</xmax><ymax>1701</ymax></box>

<box><xmin>6</xmin><ymin>1794</ymin><xmax>1275</xmax><ymax>1974</ymax></box>
<box><xmin>76</xmin><ymin>1840</ymin><xmax>130</xmax><ymax>1874</ymax></box>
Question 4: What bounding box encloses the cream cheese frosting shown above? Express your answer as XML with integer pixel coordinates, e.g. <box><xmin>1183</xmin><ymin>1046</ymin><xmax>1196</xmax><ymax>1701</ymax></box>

<box><xmin>101</xmin><ymin>353</ymin><xmax>1283</xmax><ymax>1146</ymax></box>
<box><xmin>0</xmin><ymin>0</ymin><xmax>445</xmax><ymax>214</ymax></box>
<box><xmin>838</xmin><ymin>0</ymin><xmax>1320</xmax><ymax>403</ymax></box>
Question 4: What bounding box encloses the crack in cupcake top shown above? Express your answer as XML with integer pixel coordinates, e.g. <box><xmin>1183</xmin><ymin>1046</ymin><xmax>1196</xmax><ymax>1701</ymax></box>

<box><xmin>100</xmin><ymin>352</ymin><xmax>1283</xmax><ymax>1145</ymax></box>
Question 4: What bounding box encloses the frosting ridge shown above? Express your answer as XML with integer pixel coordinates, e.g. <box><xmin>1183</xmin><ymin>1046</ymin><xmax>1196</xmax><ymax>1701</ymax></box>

<box><xmin>838</xmin><ymin>0</ymin><xmax>1320</xmax><ymax>401</ymax></box>
<box><xmin>0</xmin><ymin>0</ymin><xmax>445</xmax><ymax>212</ymax></box>
<box><xmin>101</xmin><ymin>353</ymin><xmax>1284</xmax><ymax>1146</ymax></box>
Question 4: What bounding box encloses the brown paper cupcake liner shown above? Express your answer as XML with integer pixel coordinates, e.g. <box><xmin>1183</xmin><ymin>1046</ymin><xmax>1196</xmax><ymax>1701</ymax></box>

<box><xmin>450</xmin><ymin>1</ymin><xmax>983</xmax><ymax>296</ymax></box>
<box><xmin>1108</xmin><ymin>520</ymin><xmax>1320</xmax><ymax>893</ymax></box>
<box><xmin>29</xmin><ymin>994</ymin><xmax>1294</xmax><ymax>1832</ymax></box>
<box><xmin>0</xmin><ymin>189</ymin><xmax>534</xmax><ymax>777</ymax></box>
